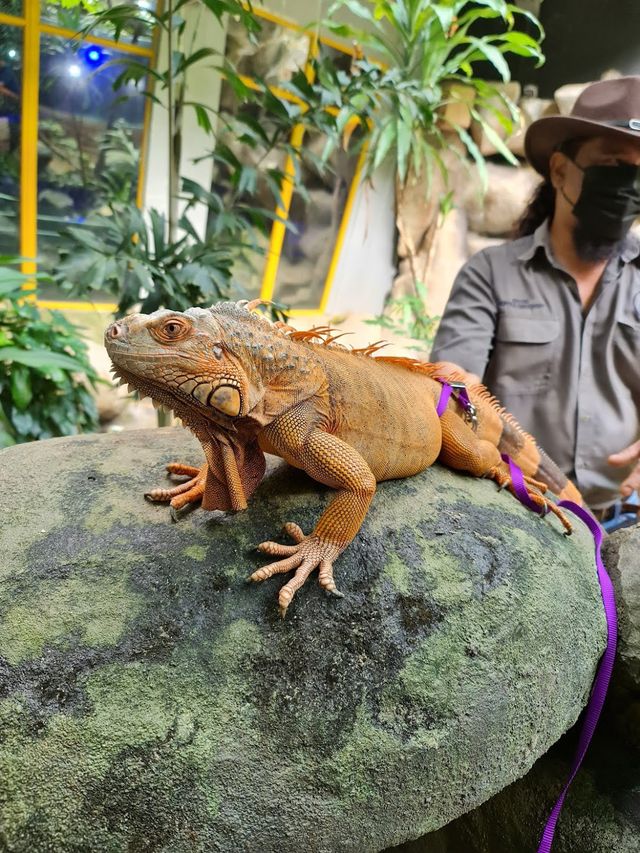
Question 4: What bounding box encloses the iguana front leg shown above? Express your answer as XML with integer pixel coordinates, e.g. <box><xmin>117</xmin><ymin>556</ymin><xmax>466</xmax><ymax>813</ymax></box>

<box><xmin>250</xmin><ymin>406</ymin><xmax>376</xmax><ymax>616</ymax></box>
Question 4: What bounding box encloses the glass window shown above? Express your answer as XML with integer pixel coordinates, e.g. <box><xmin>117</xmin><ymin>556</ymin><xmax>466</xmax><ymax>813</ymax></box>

<box><xmin>0</xmin><ymin>25</ymin><xmax>21</xmax><ymax>255</ymax></box>
<box><xmin>225</xmin><ymin>14</ymin><xmax>310</xmax><ymax>87</ymax></box>
<box><xmin>207</xmin><ymin>79</ymin><xmax>290</xmax><ymax>300</ymax></box>
<box><xmin>0</xmin><ymin>1</ymin><xmax>23</xmax><ymax>19</ymax></box>
<box><xmin>40</xmin><ymin>0</ymin><xmax>156</xmax><ymax>49</ymax></box>
<box><xmin>273</xmin><ymin>126</ymin><xmax>363</xmax><ymax>310</ymax></box>
<box><xmin>36</xmin><ymin>35</ymin><xmax>148</xmax><ymax>267</ymax></box>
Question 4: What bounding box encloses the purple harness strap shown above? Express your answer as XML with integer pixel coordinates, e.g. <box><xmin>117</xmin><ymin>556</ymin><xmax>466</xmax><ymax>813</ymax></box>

<box><xmin>435</xmin><ymin>381</ymin><xmax>453</xmax><ymax>417</ymax></box>
<box><xmin>435</xmin><ymin>380</ymin><xmax>617</xmax><ymax>852</ymax></box>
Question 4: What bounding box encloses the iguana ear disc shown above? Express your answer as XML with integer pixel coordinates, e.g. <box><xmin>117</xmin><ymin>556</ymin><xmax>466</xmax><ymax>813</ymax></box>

<box><xmin>210</xmin><ymin>386</ymin><xmax>241</xmax><ymax>417</ymax></box>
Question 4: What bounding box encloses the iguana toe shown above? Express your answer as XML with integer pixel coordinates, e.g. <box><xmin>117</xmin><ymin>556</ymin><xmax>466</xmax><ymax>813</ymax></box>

<box><xmin>251</xmin><ymin>525</ymin><xmax>343</xmax><ymax>615</ymax></box>
<box><xmin>144</xmin><ymin>461</ymin><xmax>207</xmax><ymax>516</ymax></box>
<box><xmin>487</xmin><ymin>465</ymin><xmax>573</xmax><ymax>535</ymax></box>
<box><xmin>282</xmin><ymin>522</ymin><xmax>305</xmax><ymax>542</ymax></box>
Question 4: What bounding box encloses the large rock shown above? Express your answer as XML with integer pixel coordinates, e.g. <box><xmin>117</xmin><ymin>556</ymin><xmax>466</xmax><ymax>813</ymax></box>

<box><xmin>0</xmin><ymin>429</ymin><xmax>606</xmax><ymax>852</ymax></box>
<box><xmin>393</xmin><ymin>528</ymin><xmax>640</xmax><ymax>853</ymax></box>
<box><xmin>603</xmin><ymin>528</ymin><xmax>640</xmax><ymax>689</ymax></box>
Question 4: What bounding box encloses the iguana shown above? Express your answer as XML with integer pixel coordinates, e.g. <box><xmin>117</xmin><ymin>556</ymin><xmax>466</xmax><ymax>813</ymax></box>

<box><xmin>105</xmin><ymin>300</ymin><xmax>582</xmax><ymax>616</ymax></box>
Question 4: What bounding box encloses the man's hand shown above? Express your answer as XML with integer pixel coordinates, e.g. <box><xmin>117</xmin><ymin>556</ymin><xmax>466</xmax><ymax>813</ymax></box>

<box><xmin>608</xmin><ymin>440</ymin><xmax>640</xmax><ymax>498</ymax></box>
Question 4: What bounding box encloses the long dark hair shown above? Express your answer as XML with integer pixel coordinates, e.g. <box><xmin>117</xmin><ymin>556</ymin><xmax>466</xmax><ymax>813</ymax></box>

<box><xmin>512</xmin><ymin>137</ymin><xmax>585</xmax><ymax>239</ymax></box>
<box><xmin>513</xmin><ymin>179</ymin><xmax>555</xmax><ymax>238</ymax></box>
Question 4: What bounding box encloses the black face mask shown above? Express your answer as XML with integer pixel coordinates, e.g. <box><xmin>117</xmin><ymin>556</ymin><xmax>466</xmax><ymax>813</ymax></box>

<box><xmin>568</xmin><ymin>162</ymin><xmax>640</xmax><ymax>242</ymax></box>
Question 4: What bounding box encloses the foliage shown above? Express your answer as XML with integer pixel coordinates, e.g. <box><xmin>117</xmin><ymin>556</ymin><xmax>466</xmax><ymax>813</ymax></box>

<box><xmin>52</xmin><ymin>0</ymin><xmax>543</xmax><ymax>338</ymax></box>
<box><xmin>55</xmin><ymin>203</ymin><xmax>243</xmax><ymax>316</ymax></box>
<box><xmin>49</xmin><ymin>1</ymin><xmax>321</xmax><ymax>314</ymax></box>
<box><xmin>366</xmin><ymin>283</ymin><xmax>440</xmax><ymax>351</ymax></box>
<box><xmin>39</xmin><ymin>0</ymin><xmax>154</xmax><ymax>44</ymax></box>
<box><xmin>53</xmin><ymin>98</ymin><xmax>316</xmax><ymax>315</ymax></box>
<box><xmin>295</xmin><ymin>0</ymin><xmax>544</xmax><ymax>350</ymax></box>
<box><xmin>314</xmin><ymin>0</ymin><xmax>544</xmax><ymax>191</ymax></box>
<box><xmin>0</xmin><ymin>261</ymin><xmax>99</xmax><ymax>446</ymax></box>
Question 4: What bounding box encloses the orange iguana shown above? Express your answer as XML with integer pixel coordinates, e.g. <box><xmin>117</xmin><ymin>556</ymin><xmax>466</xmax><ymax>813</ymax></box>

<box><xmin>105</xmin><ymin>300</ymin><xmax>582</xmax><ymax>616</ymax></box>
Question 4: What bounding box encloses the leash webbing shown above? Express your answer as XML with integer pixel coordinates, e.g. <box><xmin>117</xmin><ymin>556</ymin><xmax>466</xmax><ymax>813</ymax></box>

<box><xmin>435</xmin><ymin>380</ymin><xmax>617</xmax><ymax>851</ymax></box>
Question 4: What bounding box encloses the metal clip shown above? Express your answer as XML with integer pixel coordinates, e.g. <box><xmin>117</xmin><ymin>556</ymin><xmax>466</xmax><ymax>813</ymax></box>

<box><xmin>448</xmin><ymin>381</ymin><xmax>479</xmax><ymax>432</ymax></box>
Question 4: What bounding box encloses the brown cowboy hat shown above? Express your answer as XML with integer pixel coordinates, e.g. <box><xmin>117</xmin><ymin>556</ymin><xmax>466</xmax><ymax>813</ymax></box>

<box><xmin>525</xmin><ymin>76</ymin><xmax>640</xmax><ymax>176</ymax></box>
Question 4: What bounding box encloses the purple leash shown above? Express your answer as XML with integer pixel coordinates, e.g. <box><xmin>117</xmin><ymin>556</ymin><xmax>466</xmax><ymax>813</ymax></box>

<box><xmin>435</xmin><ymin>381</ymin><xmax>618</xmax><ymax>851</ymax></box>
<box><xmin>501</xmin><ymin>459</ymin><xmax>617</xmax><ymax>852</ymax></box>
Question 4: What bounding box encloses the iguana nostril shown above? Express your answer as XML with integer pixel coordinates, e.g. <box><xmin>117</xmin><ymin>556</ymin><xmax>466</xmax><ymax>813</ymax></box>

<box><xmin>107</xmin><ymin>322</ymin><xmax>125</xmax><ymax>340</ymax></box>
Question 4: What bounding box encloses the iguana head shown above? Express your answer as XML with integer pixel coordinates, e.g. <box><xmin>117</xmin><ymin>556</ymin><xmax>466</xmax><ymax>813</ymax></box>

<box><xmin>105</xmin><ymin>301</ymin><xmax>325</xmax><ymax>425</ymax></box>
<box><xmin>106</xmin><ymin>305</ymin><xmax>256</xmax><ymax>425</ymax></box>
<box><xmin>104</xmin><ymin>301</ymin><xmax>326</xmax><ymax>511</ymax></box>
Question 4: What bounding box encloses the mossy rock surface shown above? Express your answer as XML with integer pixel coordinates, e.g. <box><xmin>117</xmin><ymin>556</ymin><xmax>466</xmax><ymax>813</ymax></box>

<box><xmin>0</xmin><ymin>428</ymin><xmax>605</xmax><ymax>853</ymax></box>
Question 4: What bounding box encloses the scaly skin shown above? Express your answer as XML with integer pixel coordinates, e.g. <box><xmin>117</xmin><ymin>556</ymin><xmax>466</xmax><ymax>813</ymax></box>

<box><xmin>105</xmin><ymin>300</ymin><xmax>582</xmax><ymax>617</ymax></box>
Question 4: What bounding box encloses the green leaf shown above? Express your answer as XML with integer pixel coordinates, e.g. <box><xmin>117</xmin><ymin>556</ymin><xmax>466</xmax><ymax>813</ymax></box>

<box><xmin>329</xmin><ymin>0</ymin><xmax>375</xmax><ymax>24</ymax></box>
<box><xmin>0</xmin><ymin>427</ymin><xmax>15</xmax><ymax>448</ymax></box>
<box><xmin>470</xmin><ymin>107</ymin><xmax>519</xmax><ymax>166</ymax></box>
<box><xmin>467</xmin><ymin>37</ymin><xmax>511</xmax><ymax>82</ymax></box>
<box><xmin>396</xmin><ymin>114</ymin><xmax>412</xmax><ymax>184</ymax></box>
<box><xmin>0</xmin><ymin>270</ymin><xmax>26</xmax><ymax>295</ymax></box>
<box><xmin>193</xmin><ymin>103</ymin><xmax>214</xmax><ymax>134</ymax></box>
<box><xmin>372</xmin><ymin>121</ymin><xmax>397</xmax><ymax>172</ymax></box>
<box><xmin>175</xmin><ymin>47</ymin><xmax>220</xmax><ymax>75</ymax></box>
<box><xmin>507</xmin><ymin>4</ymin><xmax>544</xmax><ymax>38</ymax></box>
<box><xmin>431</xmin><ymin>4</ymin><xmax>455</xmax><ymax>34</ymax></box>
<box><xmin>0</xmin><ymin>347</ymin><xmax>88</xmax><ymax>373</ymax></box>
<box><xmin>10</xmin><ymin>365</ymin><xmax>32</xmax><ymax>410</ymax></box>
<box><xmin>454</xmin><ymin>125</ymin><xmax>488</xmax><ymax>193</ymax></box>
<box><xmin>149</xmin><ymin>209</ymin><xmax>167</xmax><ymax>259</ymax></box>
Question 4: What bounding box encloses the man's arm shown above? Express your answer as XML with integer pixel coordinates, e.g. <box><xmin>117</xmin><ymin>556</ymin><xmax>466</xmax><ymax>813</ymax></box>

<box><xmin>429</xmin><ymin>250</ymin><xmax>498</xmax><ymax>383</ymax></box>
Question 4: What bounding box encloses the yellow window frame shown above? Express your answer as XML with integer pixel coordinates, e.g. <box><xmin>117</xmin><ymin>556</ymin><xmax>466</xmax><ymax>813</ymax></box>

<box><xmin>236</xmin><ymin>6</ymin><xmax>366</xmax><ymax>317</ymax></box>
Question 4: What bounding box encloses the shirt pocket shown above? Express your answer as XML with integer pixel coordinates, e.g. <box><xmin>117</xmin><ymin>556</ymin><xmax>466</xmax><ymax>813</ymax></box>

<box><xmin>491</xmin><ymin>315</ymin><xmax>560</xmax><ymax>395</ymax></box>
<box><xmin>614</xmin><ymin>306</ymin><xmax>640</xmax><ymax>389</ymax></box>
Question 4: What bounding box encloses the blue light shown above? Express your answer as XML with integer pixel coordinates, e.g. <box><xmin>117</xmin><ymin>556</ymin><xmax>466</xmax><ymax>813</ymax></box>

<box><xmin>83</xmin><ymin>45</ymin><xmax>107</xmax><ymax>68</ymax></box>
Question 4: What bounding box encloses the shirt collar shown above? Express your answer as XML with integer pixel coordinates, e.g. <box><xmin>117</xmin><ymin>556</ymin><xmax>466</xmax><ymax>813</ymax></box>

<box><xmin>517</xmin><ymin>220</ymin><xmax>556</xmax><ymax>265</ymax></box>
<box><xmin>621</xmin><ymin>230</ymin><xmax>640</xmax><ymax>262</ymax></box>
<box><xmin>517</xmin><ymin>219</ymin><xmax>640</xmax><ymax>264</ymax></box>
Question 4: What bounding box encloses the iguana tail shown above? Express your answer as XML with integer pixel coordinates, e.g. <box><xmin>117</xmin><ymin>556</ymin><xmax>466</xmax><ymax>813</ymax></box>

<box><xmin>495</xmin><ymin>411</ymin><xmax>582</xmax><ymax>504</ymax></box>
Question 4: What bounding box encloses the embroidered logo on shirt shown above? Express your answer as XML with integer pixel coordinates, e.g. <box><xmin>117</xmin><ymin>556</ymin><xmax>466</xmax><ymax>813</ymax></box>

<box><xmin>497</xmin><ymin>298</ymin><xmax>545</xmax><ymax>310</ymax></box>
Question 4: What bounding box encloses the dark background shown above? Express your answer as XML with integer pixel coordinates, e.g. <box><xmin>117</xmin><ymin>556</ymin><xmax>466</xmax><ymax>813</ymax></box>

<box><xmin>517</xmin><ymin>0</ymin><xmax>640</xmax><ymax>96</ymax></box>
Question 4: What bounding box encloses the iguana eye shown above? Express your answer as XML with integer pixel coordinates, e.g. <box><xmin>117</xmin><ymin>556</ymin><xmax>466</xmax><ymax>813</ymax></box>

<box><xmin>151</xmin><ymin>316</ymin><xmax>192</xmax><ymax>343</ymax></box>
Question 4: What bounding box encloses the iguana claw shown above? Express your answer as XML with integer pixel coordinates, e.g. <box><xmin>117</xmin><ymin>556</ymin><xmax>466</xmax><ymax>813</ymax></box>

<box><xmin>145</xmin><ymin>462</ymin><xmax>207</xmax><ymax>517</ymax></box>
<box><xmin>250</xmin><ymin>523</ymin><xmax>343</xmax><ymax>617</ymax></box>
<box><xmin>487</xmin><ymin>465</ymin><xmax>573</xmax><ymax>535</ymax></box>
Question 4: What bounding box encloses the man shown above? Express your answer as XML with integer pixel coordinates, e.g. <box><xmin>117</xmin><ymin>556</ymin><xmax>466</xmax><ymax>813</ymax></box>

<box><xmin>430</xmin><ymin>76</ymin><xmax>640</xmax><ymax>530</ymax></box>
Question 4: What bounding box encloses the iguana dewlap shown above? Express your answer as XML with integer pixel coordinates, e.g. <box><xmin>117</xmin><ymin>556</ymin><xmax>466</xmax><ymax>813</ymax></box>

<box><xmin>105</xmin><ymin>300</ymin><xmax>581</xmax><ymax>616</ymax></box>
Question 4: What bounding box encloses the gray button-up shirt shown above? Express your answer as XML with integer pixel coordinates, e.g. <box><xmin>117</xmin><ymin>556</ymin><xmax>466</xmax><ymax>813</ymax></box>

<box><xmin>430</xmin><ymin>220</ymin><xmax>640</xmax><ymax>510</ymax></box>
